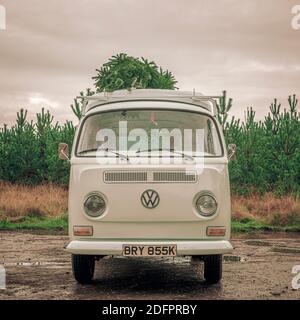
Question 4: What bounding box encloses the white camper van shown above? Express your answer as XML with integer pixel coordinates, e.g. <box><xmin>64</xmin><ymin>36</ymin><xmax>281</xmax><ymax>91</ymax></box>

<box><xmin>59</xmin><ymin>89</ymin><xmax>235</xmax><ymax>285</ymax></box>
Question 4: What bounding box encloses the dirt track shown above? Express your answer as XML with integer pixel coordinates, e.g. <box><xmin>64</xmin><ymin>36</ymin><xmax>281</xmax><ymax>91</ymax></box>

<box><xmin>0</xmin><ymin>231</ymin><xmax>300</xmax><ymax>300</ymax></box>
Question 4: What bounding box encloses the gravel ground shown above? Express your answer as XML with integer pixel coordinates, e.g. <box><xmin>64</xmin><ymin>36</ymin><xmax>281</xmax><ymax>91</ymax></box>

<box><xmin>0</xmin><ymin>231</ymin><xmax>300</xmax><ymax>300</ymax></box>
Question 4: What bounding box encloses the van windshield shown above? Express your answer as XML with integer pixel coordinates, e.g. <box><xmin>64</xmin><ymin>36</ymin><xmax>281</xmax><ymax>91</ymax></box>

<box><xmin>76</xmin><ymin>109</ymin><xmax>223</xmax><ymax>157</ymax></box>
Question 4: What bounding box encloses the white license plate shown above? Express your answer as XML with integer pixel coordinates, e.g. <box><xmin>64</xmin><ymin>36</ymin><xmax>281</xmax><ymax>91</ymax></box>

<box><xmin>122</xmin><ymin>244</ymin><xmax>177</xmax><ymax>257</ymax></box>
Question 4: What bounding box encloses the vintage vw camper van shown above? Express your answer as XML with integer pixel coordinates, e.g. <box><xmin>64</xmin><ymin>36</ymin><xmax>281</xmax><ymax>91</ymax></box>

<box><xmin>59</xmin><ymin>89</ymin><xmax>235</xmax><ymax>285</ymax></box>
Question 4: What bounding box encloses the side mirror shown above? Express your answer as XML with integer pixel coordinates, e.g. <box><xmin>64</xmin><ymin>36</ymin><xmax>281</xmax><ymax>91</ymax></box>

<box><xmin>227</xmin><ymin>144</ymin><xmax>237</xmax><ymax>161</ymax></box>
<box><xmin>58</xmin><ymin>143</ymin><xmax>69</xmax><ymax>161</ymax></box>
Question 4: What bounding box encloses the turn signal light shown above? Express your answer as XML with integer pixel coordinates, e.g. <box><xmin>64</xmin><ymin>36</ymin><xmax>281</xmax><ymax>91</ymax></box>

<box><xmin>207</xmin><ymin>227</ymin><xmax>226</xmax><ymax>236</ymax></box>
<box><xmin>73</xmin><ymin>226</ymin><xmax>93</xmax><ymax>236</ymax></box>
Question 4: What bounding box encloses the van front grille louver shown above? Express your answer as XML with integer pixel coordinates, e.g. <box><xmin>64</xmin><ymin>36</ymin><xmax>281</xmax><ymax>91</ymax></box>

<box><xmin>153</xmin><ymin>171</ymin><xmax>197</xmax><ymax>183</ymax></box>
<box><xmin>104</xmin><ymin>171</ymin><xmax>197</xmax><ymax>183</ymax></box>
<box><xmin>104</xmin><ymin>171</ymin><xmax>147</xmax><ymax>183</ymax></box>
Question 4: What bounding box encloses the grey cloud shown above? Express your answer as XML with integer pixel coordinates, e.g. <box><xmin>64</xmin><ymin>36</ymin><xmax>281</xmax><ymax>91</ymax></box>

<box><xmin>0</xmin><ymin>0</ymin><xmax>299</xmax><ymax>125</ymax></box>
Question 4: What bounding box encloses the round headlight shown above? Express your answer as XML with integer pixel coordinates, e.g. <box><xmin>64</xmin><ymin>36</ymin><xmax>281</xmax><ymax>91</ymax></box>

<box><xmin>84</xmin><ymin>193</ymin><xmax>106</xmax><ymax>217</ymax></box>
<box><xmin>194</xmin><ymin>192</ymin><xmax>217</xmax><ymax>217</ymax></box>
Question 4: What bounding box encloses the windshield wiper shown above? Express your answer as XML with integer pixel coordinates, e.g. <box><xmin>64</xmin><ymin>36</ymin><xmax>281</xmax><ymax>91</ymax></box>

<box><xmin>98</xmin><ymin>148</ymin><xmax>129</xmax><ymax>160</ymax></box>
<box><xmin>136</xmin><ymin>148</ymin><xmax>194</xmax><ymax>160</ymax></box>
<box><xmin>78</xmin><ymin>148</ymin><xmax>98</xmax><ymax>154</ymax></box>
<box><xmin>79</xmin><ymin>148</ymin><xmax>129</xmax><ymax>160</ymax></box>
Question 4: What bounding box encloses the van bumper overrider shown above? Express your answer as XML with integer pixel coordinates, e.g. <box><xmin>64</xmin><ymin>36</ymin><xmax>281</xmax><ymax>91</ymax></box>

<box><xmin>66</xmin><ymin>240</ymin><xmax>233</xmax><ymax>255</ymax></box>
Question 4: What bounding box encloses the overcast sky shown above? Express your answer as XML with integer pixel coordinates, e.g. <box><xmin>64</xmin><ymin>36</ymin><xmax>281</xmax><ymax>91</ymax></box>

<box><xmin>0</xmin><ymin>0</ymin><xmax>299</xmax><ymax>125</ymax></box>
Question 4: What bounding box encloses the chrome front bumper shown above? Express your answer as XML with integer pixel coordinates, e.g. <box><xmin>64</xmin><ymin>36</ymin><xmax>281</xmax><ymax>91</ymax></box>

<box><xmin>66</xmin><ymin>240</ymin><xmax>233</xmax><ymax>255</ymax></box>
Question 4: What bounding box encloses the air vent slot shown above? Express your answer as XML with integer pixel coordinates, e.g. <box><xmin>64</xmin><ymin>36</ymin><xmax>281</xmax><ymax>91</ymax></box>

<box><xmin>153</xmin><ymin>171</ymin><xmax>197</xmax><ymax>183</ymax></box>
<box><xmin>104</xmin><ymin>171</ymin><xmax>147</xmax><ymax>183</ymax></box>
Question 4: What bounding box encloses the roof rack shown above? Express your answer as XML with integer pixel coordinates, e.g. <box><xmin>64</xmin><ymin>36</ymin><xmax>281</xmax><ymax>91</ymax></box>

<box><xmin>77</xmin><ymin>92</ymin><xmax>222</xmax><ymax>116</ymax></box>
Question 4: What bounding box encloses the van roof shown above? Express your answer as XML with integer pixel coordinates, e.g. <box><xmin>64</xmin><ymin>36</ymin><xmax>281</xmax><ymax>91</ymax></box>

<box><xmin>81</xmin><ymin>89</ymin><xmax>221</xmax><ymax>116</ymax></box>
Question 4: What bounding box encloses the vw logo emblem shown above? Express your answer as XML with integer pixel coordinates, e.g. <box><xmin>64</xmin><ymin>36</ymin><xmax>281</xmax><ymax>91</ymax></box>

<box><xmin>141</xmin><ymin>189</ymin><xmax>160</xmax><ymax>209</ymax></box>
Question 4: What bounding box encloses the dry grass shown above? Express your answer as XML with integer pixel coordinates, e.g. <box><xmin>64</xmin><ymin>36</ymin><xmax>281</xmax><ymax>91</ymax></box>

<box><xmin>0</xmin><ymin>181</ymin><xmax>299</xmax><ymax>227</ymax></box>
<box><xmin>0</xmin><ymin>181</ymin><xmax>68</xmax><ymax>222</ymax></box>
<box><xmin>232</xmin><ymin>193</ymin><xmax>300</xmax><ymax>226</ymax></box>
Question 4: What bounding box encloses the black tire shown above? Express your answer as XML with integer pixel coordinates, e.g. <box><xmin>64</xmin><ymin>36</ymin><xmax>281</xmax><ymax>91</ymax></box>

<box><xmin>71</xmin><ymin>254</ymin><xmax>95</xmax><ymax>284</ymax></box>
<box><xmin>203</xmin><ymin>254</ymin><xmax>222</xmax><ymax>284</ymax></box>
